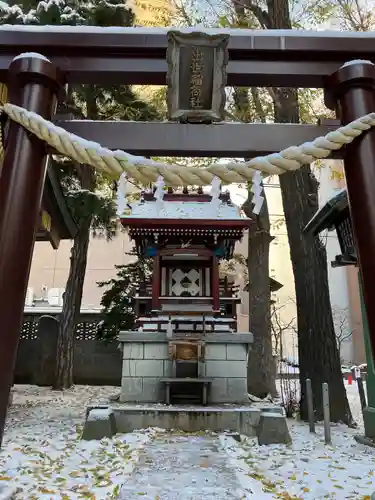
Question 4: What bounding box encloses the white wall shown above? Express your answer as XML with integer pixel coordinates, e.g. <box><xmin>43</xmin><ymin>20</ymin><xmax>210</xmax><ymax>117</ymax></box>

<box><xmin>229</xmin><ymin>182</ymin><xmax>298</xmax><ymax>360</ymax></box>
<box><xmin>316</xmin><ymin>161</ymin><xmax>352</xmax><ymax>362</ymax></box>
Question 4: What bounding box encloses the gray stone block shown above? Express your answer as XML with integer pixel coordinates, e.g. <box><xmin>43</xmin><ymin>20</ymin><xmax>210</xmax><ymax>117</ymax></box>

<box><xmin>85</xmin><ymin>404</ymin><xmax>111</xmax><ymax>420</ymax></box>
<box><xmin>163</xmin><ymin>360</ymin><xmax>173</xmax><ymax>376</ymax></box>
<box><xmin>142</xmin><ymin>378</ymin><xmax>163</xmax><ymax>402</ymax></box>
<box><xmin>113</xmin><ymin>407</ymin><xmax>261</xmax><ymax>436</ymax></box>
<box><xmin>260</xmin><ymin>405</ymin><xmax>284</xmax><ymax>415</ymax></box>
<box><xmin>122</xmin><ymin>343</ymin><xmax>144</xmax><ymax>360</ymax></box>
<box><xmin>227</xmin><ymin>378</ymin><xmax>248</xmax><ymax>403</ymax></box>
<box><xmin>122</xmin><ymin>359</ymin><xmax>135</xmax><ymax>377</ymax></box>
<box><xmin>371</xmin><ymin>492</ymin><xmax>375</xmax><ymax>500</ymax></box>
<box><xmin>144</xmin><ymin>343</ymin><xmax>168</xmax><ymax>360</ymax></box>
<box><xmin>226</xmin><ymin>344</ymin><xmax>247</xmax><ymax>361</ymax></box>
<box><xmin>206</xmin><ymin>360</ymin><xmax>247</xmax><ymax>378</ymax></box>
<box><xmin>118</xmin><ymin>331</ymin><xmax>167</xmax><ymax>342</ymax></box>
<box><xmin>209</xmin><ymin>378</ymin><xmax>228</xmax><ymax>403</ymax></box>
<box><xmin>120</xmin><ymin>377</ymin><xmax>143</xmax><ymax>402</ymax></box>
<box><xmin>82</xmin><ymin>407</ymin><xmax>116</xmax><ymax>441</ymax></box>
<box><xmin>225</xmin><ymin>432</ymin><xmax>241</xmax><ymax>442</ymax></box>
<box><xmin>205</xmin><ymin>344</ymin><xmax>227</xmax><ymax>360</ymax></box>
<box><xmin>123</xmin><ymin>359</ymin><xmax>164</xmax><ymax>377</ymax></box>
<box><xmin>257</xmin><ymin>412</ymin><xmax>292</xmax><ymax>446</ymax></box>
<box><xmin>204</xmin><ymin>333</ymin><xmax>253</xmax><ymax>343</ymax></box>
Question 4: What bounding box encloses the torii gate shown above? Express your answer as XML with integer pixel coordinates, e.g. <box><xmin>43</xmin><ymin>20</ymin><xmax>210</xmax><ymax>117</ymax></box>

<box><xmin>1</xmin><ymin>26</ymin><xmax>375</xmax><ymax>445</ymax></box>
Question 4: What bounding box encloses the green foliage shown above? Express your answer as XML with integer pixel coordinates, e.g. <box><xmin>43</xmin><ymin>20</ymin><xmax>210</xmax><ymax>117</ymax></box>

<box><xmin>97</xmin><ymin>248</ymin><xmax>153</xmax><ymax>341</ymax></box>
<box><xmin>66</xmin><ymin>189</ymin><xmax>118</xmax><ymax>237</ymax></box>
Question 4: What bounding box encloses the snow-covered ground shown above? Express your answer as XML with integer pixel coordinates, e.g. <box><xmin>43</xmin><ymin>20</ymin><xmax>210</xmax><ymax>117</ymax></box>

<box><xmin>0</xmin><ymin>382</ymin><xmax>373</xmax><ymax>499</ymax></box>
<box><xmin>0</xmin><ymin>386</ymin><xmax>155</xmax><ymax>499</ymax></box>
<box><xmin>221</xmin><ymin>421</ymin><xmax>375</xmax><ymax>499</ymax></box>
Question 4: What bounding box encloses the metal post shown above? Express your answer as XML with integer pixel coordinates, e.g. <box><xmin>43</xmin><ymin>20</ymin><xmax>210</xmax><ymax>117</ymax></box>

<box><xmin>357</xmin><ymin>377</ymin><xmax>367</xmax><ymax>413</ymax></box>
<box><xmin>325</xmin><ymin>61</ymin><xmax>375</xmax><ymax>364</ymax></box>
<box><xmin>0</xmin><ymin>55</ymin><xmax>63</xmax><ymax>447</ymax></box>
<box><xmin>306</xmin><ymin>378</ymin><xmax>315</xmax><ymax>433</ymax></box>
<box><xmin>322</xmin><ymin>383</ymin><xmax>331</xmax><ymax>445</ymax></box>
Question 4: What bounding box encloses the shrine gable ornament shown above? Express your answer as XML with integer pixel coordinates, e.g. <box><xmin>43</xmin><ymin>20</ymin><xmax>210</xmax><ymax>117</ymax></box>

<box><xmin>166</xmin><ymin>31</ymin><xmax>229</xmax><ymax>123</ymax></box>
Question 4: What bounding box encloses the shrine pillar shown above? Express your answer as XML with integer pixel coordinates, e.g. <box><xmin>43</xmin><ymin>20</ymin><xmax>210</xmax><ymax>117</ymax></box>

<box><xmin>325</xmin><ymin>61</ymin><xmax>375</xmax><ymax>439</ymax></box>
<box><xmin>0</xmin><ymin>55</ymin><xmax>63</xmax><ymax>447</ymax></box>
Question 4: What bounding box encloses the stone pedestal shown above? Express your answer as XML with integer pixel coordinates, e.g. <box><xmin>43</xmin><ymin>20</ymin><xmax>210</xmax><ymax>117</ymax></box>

<box><xmin>205</xmin><ymin>340</ymin><xmax>249</xmax><ymax>403</ymax></box>
<box><xmin>119</xmin><ymin>333</ymin><xmax>169</xmax><ymax>403</ymax></box>
<box><xmin>118</xmin><ymin>332</ymin><xmax>252</xmax><ymax>404</ymax></box>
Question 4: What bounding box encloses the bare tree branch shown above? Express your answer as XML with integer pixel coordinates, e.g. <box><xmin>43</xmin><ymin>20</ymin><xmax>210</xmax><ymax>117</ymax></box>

<box><xmin>332</xmin><ymin>306</ymin><xmax>354</xmax><ymax>361</ymax></box>
<box><xmin>232</xmin><ymin>0</ymin><xmax>272</xmax><ymax>28</ymax></box>
<box><xmin>271</xmin><ymin>300</ymin><xmax>297</xmax><ymax>357</ymax></box>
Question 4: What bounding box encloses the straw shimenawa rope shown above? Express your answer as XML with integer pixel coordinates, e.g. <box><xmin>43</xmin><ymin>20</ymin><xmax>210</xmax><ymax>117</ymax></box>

<box><xmin>0</xmin><ymin>101</ymin><xmax>375</xmax><ymax>186</ymax></box>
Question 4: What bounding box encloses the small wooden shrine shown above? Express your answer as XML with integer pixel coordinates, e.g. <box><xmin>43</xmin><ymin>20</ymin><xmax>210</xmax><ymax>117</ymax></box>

<box><xmin>117</xmin><ymin>176</ymin><xmax>253</xmax><ymax>405</ymax></box>
<box><xmin>120</xmin><ymin>177</ymin><xmax>251</xmax><ymax>335</ymax></box>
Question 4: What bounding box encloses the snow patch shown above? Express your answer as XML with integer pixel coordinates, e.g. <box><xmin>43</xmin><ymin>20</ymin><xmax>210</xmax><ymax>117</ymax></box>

<box><xmin>341</xmin><ymin>59</ymin><xmax>374</xmax><ymax>68</ymax></box>
<box><xmin>1</xmin><ymin>25</ymin><xmax>375</xmax><ymax>38</ymax></box>
<box><xmin>87</xmin><ymin>407</ymin><xmax>113</xmax><ymax>421</ymax></box>
<box><xmin>124</xmin><ymin>199</ymin><xmax>244</xmax><ymax>221</ymax></box>
<box><xmin>0</xmin><ymin>485</ymin><xmax>18</xmax><ymax>500</ymax></box>
<box><xmin>13</xmin><ymin>52</ymin><xmax>50</xmax><ymax>62</ymax></box>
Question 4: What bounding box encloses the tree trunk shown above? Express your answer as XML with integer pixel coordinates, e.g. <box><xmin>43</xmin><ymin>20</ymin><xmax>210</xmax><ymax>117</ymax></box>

<box><xmin>264</xmin><ymin>0</ymin><xmax>353</xmax><ymax>423</ymax></box>
<box><xmin>53</xmin><ymin>86</ymin><xmax>98</xmax><ymax>390</ymax></box>
<box><xmin>53</xmin><ymin>165</ymin><xmax>95</xmax><ymax>390</ymax></box>
<box><xmin>279</xmin><ymin>165</ymin><xmax>352</xmax><ymax>422</ymax></box>
<box><xmin>243</xmin><ymin>195</ymin><xmax>277</xmax><ymax>397</ymax></box>
<box><xmin>53</xmin><ymin>214</ymin><xmax>92</xmax><ymax>389</ymax></box>
<box><xmin>232</xmin><ymin>86</ymin><xmax>276</xmax><ymax>397</ymax></box>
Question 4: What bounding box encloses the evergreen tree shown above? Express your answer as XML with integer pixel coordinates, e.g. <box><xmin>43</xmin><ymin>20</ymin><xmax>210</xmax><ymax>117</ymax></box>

<box><xmin>0</xmin><ymin>0</ymin><xmax>160</xmax><ymax>389</ymax></box>
<box><xmin>97</xmin><ymin>248</ymin><xmax>153</xmax><ymax>342</ymax></box>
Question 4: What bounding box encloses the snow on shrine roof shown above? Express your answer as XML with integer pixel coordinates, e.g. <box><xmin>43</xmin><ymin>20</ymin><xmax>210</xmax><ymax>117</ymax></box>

<box><xmin>122</xmin><ymin>199</ymin><xmax>246</xmax><ymax>221</ymax></box>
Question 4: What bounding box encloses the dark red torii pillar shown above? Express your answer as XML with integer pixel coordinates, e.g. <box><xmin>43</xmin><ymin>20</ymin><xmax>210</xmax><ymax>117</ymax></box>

<box><xmin>325</xmin><ymin>61</ymin><xmax>375</xmax><ymax>364</ymax></box>
<box><xmin>0</xmin><ymin>55</ymin><xmax>63</xmax><ymax>447</ymax></box>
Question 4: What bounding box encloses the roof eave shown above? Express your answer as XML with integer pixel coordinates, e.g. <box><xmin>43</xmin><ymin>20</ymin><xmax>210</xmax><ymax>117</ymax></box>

<box><xmin>45</xmin><ymin>165</ymin><xmax>78</xmax><ymax>240</ymax></box>
<box><xmin>120</xmin><ymin>217</ymin><xmax>253</xmax><ymax>229</ymax></box>
<box><xmin>303</xmin><ymin>189</ymin><xmax>348</xmax><ymax>236</ymax></box>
